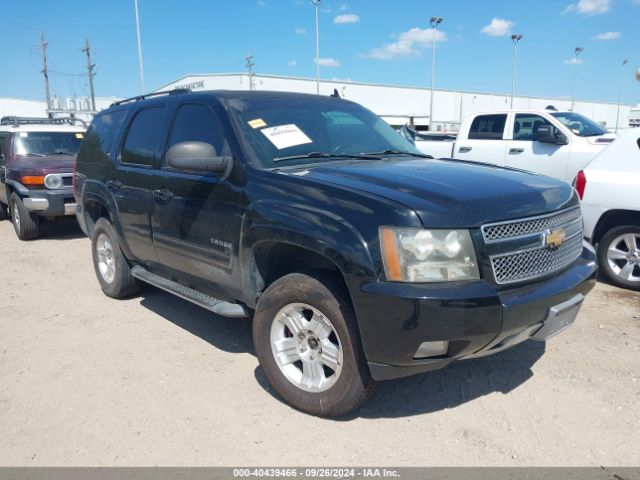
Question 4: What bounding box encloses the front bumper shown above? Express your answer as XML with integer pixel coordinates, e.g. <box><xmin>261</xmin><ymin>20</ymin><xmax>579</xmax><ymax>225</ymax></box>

<box><xmin>22</xmin><ymin>189</ymin><xmax>76</xmax><ymax>217</ymax></box>
<box><xmin>348</xmin><ymin>243</ymin><xmax>597</xmax><ymax>381</ymax></box>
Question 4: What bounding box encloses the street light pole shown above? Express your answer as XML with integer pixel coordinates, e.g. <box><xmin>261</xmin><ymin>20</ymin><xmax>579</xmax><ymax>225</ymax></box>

<box><xmin>134</xmin><ymin>0</ymin><xmax>145</xmax><ymax>93</ymax></box>
<box><xmin>312</xmin><ymin>0</ymin><xmax>321</xmax><ymax>95</ymax></box>
<box><xmin>570</xmin><ymin>47</ymin><xmax>584</xmax><ymax>112</ymax></box>
<box><xmin>510</xmin><ymin>34</ymin><xmax>523</xmax><ymax>109</ymax></box>
<box><xmin>615</xmin><ymin>59</ymin><xmax>628</xmax><ymax>133</ymax></box>
<box><xmin>429</xmin><ymin>16</ymin><xmax>443</xmax><ymax>131</ymax></box>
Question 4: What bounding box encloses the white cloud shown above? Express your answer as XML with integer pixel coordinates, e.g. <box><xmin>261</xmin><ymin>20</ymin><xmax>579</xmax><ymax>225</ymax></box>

<box><xmin>480</xmin><ymin>18</ymin><xmax>514</xmax><ymax>37</ymax></box>
<box><xmin>334</xmin><ymin>13</ymin><xmax>360</xmax><ymax>24</ymax></box>
<box><xmin>564</xmin><ymin>58</ymin><xmax>584</xmax><ymax>64</ymax></box>
<box><xmin>360</xmin><ymin>27</ymin><xmax>447</xmax><ymax>60</ymax></box>
<box><xmin>314</xmin><ymin>57</ymin><xmax>341</xmax><ymax>67</ymax></box>
<box><xmin>339</xmin><ymin>4</ymin><xmax>348</xmax><ymax>11</ymax></box>
<box><xmin>563</xmin><ymin>0</ymin><xmax>612</xmax><ymax>15</ymax></box>
<box><xmin>288</xmin><ymin>60</ymin><xmax>297</xmax><ymax>67</ymax></box>
<box><xmin>592</xmin><ymin>31</ymin><xmax>621</xmax><ymax>40</ymax></box>
<box><xmin>295</xmin><ymin>27</ymin><xmax>307</xmax><ymax>35</ymax></box>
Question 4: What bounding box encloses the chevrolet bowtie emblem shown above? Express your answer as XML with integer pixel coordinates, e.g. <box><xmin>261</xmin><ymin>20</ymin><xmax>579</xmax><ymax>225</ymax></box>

<box><xmin>545</xmin><ymin>228</ymin><xmax>566</xmax><ymax>249</ymax></box>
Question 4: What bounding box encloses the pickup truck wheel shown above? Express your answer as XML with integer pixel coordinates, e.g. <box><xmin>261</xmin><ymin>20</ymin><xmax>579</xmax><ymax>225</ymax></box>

<box><xmin>91</xmin><ymin>218</ymin><xmax>140</xmax><ymax>298</ymax></box>
<box><xmin>10</xmin><ymin>193</ymin><xmax>40</xmax><ymax>240</ymax></box>
<box><xmin>598</xmin><ymin>226</ymin><xmax>640</xmax><ymax>291</ymax></box>
<box><xmin>253</xmin><ymin>273</ymin><xmax>374</xmax><ymax>417</ymax></box>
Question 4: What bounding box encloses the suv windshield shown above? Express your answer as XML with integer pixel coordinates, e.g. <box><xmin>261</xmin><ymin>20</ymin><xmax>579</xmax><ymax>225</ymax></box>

<box><xmin>228</xmin><ymin>96</ymin><xmax>420</xmax><ymax>168</ymax></box>
<box><xmin>550</xmin><ymin>112</ymin><xmax>608</xmax><ymax>137</ymax></box>
<box><xmin>13</xmin><ymin>131</ymin><xmax>83</xmax><ymax>156</ymax></box>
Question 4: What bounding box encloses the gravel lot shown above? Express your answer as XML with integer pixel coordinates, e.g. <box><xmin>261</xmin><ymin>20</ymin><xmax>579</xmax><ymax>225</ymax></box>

<box><xmin>0</xmin><ymin>218</ymin><xmax>638</xmax><ymax>466</ymax></box>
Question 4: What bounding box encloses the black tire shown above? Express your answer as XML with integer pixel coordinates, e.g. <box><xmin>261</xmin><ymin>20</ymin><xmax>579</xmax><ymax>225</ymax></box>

<box><xmin>0</xmin><ymin>202</ymin><xmax>8</xmax><ymax>221</ymax></box>
<box><xmin>10</xmin><ymin>193</ymin><xmax>40</xmax><ymax>240</ymax></box>
<box><xmin>597</xmin><ymin>225</ymin><xmax>640</xmax><ymax>291</ymax></box>
<box><xmin>91</xmin><ymin>217</ymin><xmax>140</xmax><ymax>298</ymax></box>
<box><xmin>253</xmin><ymin>272</ymin><xmax>375</xmax><ymax>417</ymax></box>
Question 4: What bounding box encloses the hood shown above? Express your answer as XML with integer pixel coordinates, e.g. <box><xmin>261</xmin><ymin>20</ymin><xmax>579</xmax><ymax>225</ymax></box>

<box><xmin>295</xmin><ymin>158</ymin><xmax>577</xmax><ymax>228</ymax></box>
<box><xmin>10</xmin><ymin>154</ymin><xmax>76</xmax><ymax>176</ymax></box>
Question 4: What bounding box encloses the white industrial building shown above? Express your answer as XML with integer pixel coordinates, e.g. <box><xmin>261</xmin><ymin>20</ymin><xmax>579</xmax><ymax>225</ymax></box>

<box><xmin>2</xmin><ymin>73</ymin><xmax>633</xmax><ymax>132</ymax></box>
<box><xmin>154</xmin><ymin>73</ymin><xmax>634</xmax><ymax>132</ymax></box>
<box><xmin>0</xmin><ymin>96</ymin><xmax>119</xmax><ymax>124</ymax></box>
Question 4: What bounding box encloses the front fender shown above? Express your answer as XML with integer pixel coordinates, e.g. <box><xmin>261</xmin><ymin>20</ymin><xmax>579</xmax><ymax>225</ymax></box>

<box><xmin>240</xmin><ymin>199</ymin><xmax>376</xmax><ymax>301</ymax></box>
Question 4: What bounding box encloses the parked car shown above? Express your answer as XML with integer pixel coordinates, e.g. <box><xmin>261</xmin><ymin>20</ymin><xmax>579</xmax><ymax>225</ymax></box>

<box><xmin>412</xmin><ymin>109</ymin><xmax>615</xmax><ymax>182</ymax></box>
<box><xmin>74</xmin><ymin>90</ymin><xmax>596</xmax><ymax>417</ymax></box>
<box><xmin>0</xmin><ymin>116</ymin><xmax>86</xmax><ymax>240</ymax></box>
<box><xmin>574</xmin><ymin>129</ymin><xmax>640</xmax><ymax>290</ymax></box>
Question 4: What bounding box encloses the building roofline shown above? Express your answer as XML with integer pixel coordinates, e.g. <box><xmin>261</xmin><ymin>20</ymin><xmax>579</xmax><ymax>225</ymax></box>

<box><xmin>153</xmin><ymin>72</ymin><xmax>631</xmax><ymax>107</ymax></box>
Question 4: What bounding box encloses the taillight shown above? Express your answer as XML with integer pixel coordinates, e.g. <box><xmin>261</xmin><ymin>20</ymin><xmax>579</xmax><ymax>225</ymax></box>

<box><xmin>573</xmin><ymin>170</ymin><xmax>587</xmax><ymax>200</ymax></box>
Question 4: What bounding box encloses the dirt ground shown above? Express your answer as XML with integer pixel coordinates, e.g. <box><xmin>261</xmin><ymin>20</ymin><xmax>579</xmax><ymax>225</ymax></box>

<box><xmin>0</xmin><ymin>218</ymin><xmax>638</xmax><ymax>466</ymax></box>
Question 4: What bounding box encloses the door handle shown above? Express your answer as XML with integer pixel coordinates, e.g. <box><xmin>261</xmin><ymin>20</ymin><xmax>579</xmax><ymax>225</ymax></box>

<box><xmin>509</xmin><ymin>148</ymin><xmax>525</xmax><ymax>154</ymax></box>
<box><xmin>458</xmin><ymin>146</ymin><xmax>472</xmax><ymax>153</ymax></box>
<box><xmin>106</xmin><ymin>179</ymin><xmax>123</xmax><ymax>191</ymax></box>
<box><xmin>153</xmin><ymin>188</ymin><xmax>173</xmax><ymax>202</ymax></box>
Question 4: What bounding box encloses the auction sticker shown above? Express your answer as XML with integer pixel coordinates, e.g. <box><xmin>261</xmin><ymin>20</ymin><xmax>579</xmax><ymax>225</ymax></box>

<box><xmin>261</xmin><ymin>124</ymin><xmax>312</xmax><ymax>150</ymax></box>
<box><xmin>248</xmin><ymin>118</ymin><xmax>267</xmax><ymax>129</ymax></box>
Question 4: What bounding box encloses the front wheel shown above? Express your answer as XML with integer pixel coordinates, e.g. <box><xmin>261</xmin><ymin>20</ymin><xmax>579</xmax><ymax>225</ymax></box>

<box><xmin>10</xmin><ymin>193</ymin><xmax>40</xmax><ymax>240</ymax></box>
<box><xmin>597</xmin><ymin>225</ymin><xmax>640</xmax><ymax>291</ymax></box>
<box><xmin>253</xmin><ymin>273</ymin><xmax>374</xmax><ymax>417</ymax></box>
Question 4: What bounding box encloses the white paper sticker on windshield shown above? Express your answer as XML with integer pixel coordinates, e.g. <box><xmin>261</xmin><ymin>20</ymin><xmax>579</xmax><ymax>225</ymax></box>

<box><xmin>261</xmin><ymin>124</ymin><xmax>312</xmax><ymax>150</ymax></box>
<box><xmin>19</xmin><ymin>132</ymin><xmax>28</xmax><ymax>137</ymax></box>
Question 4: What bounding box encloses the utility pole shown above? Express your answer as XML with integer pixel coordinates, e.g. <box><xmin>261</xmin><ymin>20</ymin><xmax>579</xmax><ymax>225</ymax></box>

<box><xmin>615</xmin><ymin>59</ymin><xmax>628</xmax><ymax>133</ymax></box>
<box><xmin>510</xmin><ymin>34</ymin><xmax>523</xmax><ymax>109</ymax></box>
<box><xmin>570</xmin><ymin>47</ymin><xmax>584</xmax><ymax>112</ymax></box>
<box><xmin>82</xmin><ymin>38</ymin><xmax>96</xmax><ymax>111</ymax></box>
<box><xmin>312</xmin><ymin>0</ymin><xmax>321</xmax><ymax>94</ymax></box>
<box><xmin>39</xmin><ymin>33</ymin><xmax>52</xmax><ymax>116</ymax></box>
<box><xmin>429</xmin><ymin>16</ymin><xmax>443</xmax><ymax>131</ymax></box>
<box><xmin>134</xmin><ymin>0</ymin><xmax>145</xmax><ymax>93</ymax></box>
<box><xmin>245</xmin><ymin>54</ymin><xmax>255</xmax><ymax>91</ymax></box>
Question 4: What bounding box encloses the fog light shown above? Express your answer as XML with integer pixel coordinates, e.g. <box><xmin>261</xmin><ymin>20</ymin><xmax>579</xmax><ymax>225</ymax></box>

<box><xmin>414</xmin><ymin>341</ymin><xmax>449</xmax><ymax>359</ymax></box>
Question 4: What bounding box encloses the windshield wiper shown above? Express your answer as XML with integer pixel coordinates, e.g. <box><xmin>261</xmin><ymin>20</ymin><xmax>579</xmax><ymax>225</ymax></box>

<box><xmin>272</xmin><ymin>152</ymin><xmax>379</xmax><ymax>163</ymax></box>
<box><xmin>362</xmin><ymin>149</ymin><xmax>434</xmax><ymax>159</ymax></box>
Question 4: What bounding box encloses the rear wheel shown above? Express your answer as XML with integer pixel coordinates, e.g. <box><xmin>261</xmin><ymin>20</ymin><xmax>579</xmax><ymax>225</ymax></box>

<box><xmin>253</xmin><ymin>273</ymin><xmax>374</xmax><ymax>417</ymax></box>
<box><xmin>598</xmin><ymin>225</ymin><xmax>640</xmax><ymax>291</ymax></box>
<box><xmin>10</xmin><ymin>193</ymin><xmax>40</xmax><ymax>240</ymax></box>
<box><xmin>91</xmin><ymin>217</ymin><xmax>140</xmax><ymax>298</ymax></box>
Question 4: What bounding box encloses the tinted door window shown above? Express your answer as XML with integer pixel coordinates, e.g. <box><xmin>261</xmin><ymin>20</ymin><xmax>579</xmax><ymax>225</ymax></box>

<box><xmin>121</xmin><ymin>106</ymin><xmax>165</xmax><ymax>167</ymax></box>
<box><xmin>468</xmin><ymin>114</ymin><xmax>507</xmax><ymax>140</ymax></box>
<box><xmin>513</xmin><ymin>114</ymin><xmax>553</xmax><ymax>141</ymax></box>
<box><xmin>167</xmin><ymin>104</ymin><xmax>230</xmax><ymax>161</ymax></box>
<box><xmin>0</xmin><ymin>133</ymin><xmax>7</xmax><ymax>164</ymax></box>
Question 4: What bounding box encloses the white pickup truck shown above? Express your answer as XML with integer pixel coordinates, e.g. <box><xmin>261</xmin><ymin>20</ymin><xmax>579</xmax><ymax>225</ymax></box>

<box><xmin>412</xmin><ymin>110</ymin><xmax>616</xmax><ymax>182</ymax></box>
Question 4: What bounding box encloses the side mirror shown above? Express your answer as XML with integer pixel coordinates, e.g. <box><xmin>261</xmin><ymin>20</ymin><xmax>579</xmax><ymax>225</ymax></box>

<box><xmin>536</xmin><ymin>125</ymin><xmax>568</xmax><ymax>145</ymax></box>
<box><xmin>165</xmin><ymin>141</ymin><xmax>231</xmax><ymax>174</ymax></box>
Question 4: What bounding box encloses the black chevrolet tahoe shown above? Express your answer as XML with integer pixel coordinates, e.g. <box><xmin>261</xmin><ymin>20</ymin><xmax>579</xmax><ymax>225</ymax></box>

<box><xmin>74</xmin><ymin>89</ymin><xmax>597</xmax><ymax>417</ymax></box>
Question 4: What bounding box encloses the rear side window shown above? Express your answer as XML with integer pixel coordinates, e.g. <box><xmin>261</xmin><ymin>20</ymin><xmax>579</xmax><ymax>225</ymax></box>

<box><xmin>468</xmin><ymin>114</ymin><xmax>507</xmax><ymax>140</ymax></box>
<box><xmin>168</xmin><ymin>104</ymin><xmax>229</xmax><ymax>156</ymax></box>
<box><xmin>121</xmin><ymin>106</ymin><xmax>165</xmax><ymax>167</ymax></box>
<box><xmin>78</xmin><ymin>109</ymin><xmax>126</xmax><ymax>161</ymax></box>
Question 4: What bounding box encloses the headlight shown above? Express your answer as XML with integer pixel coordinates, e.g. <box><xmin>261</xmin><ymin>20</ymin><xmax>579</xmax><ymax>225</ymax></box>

<box><xmin>380</xmin><ymin>227</ymin><xmax>480</xmax><ymax>282</ymax></box>
<box><xmin>44</xmin><ymin>174</ymin><xmax>63</xmax><ymax>189</ymax></box>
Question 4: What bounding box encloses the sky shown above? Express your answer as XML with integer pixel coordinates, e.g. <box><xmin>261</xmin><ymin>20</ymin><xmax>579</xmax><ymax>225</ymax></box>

<box><xmin>1</xmin><ymin>0</ymin><xmax>639</xmax><ymax>105</ymax></box>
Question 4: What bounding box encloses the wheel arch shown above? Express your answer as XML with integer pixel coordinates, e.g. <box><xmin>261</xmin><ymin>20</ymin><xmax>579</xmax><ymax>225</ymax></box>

<box><xmin>592</xmin><ymin>209</ymin><xmax>640</xmax><ymax>245</ymax></box>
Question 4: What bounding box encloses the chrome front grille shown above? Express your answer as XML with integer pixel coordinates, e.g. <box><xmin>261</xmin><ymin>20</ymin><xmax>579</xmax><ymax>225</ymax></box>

<box><xmin>483</xmin><ymin>207</ymin><xmax>584</xmax><ymax>285</ymax></box>
<box><xmin>482</xmin><ymin>207</ymin><xmax>581</xmax><ymax>242</ymax></box>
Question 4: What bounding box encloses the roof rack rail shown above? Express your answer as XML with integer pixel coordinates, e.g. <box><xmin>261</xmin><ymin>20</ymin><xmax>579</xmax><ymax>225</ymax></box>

<box><xmin>0</xmin><ymin>116</ymin><xmax>87</xmax><ymax>127</ymax></box>
<box><xmin>111</xmin><ymin>88</ymin><xmax>192</xmax><ymax>107</ymax></box>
